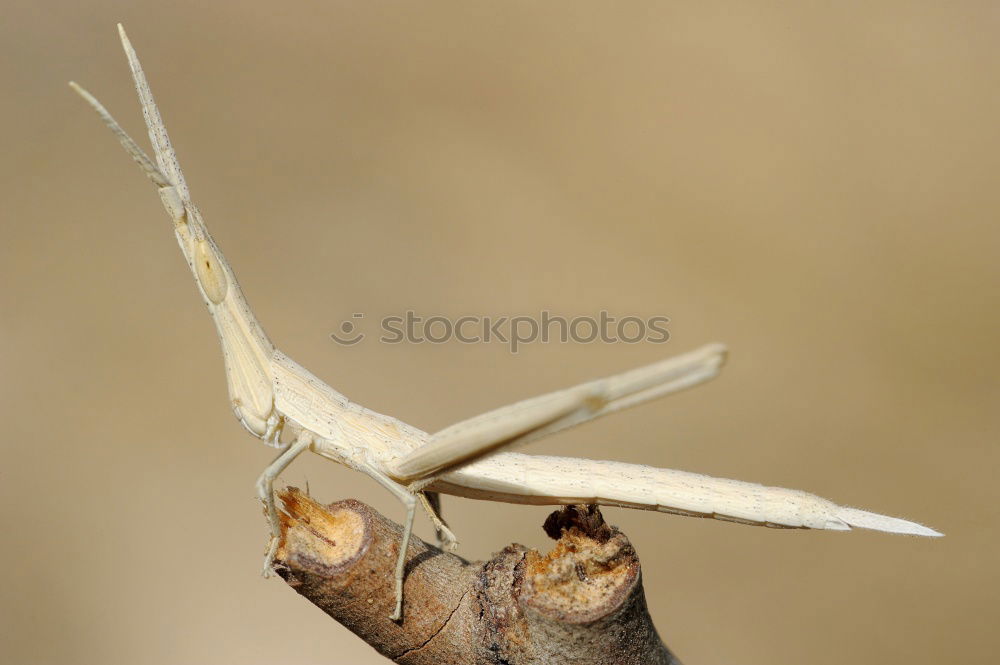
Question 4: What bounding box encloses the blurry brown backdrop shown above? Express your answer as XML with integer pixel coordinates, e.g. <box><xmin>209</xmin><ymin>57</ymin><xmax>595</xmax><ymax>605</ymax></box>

<box><xmin>2</xmin><ymin>2</ymin><xmax>997</xmax><ymax>664</ymax></box>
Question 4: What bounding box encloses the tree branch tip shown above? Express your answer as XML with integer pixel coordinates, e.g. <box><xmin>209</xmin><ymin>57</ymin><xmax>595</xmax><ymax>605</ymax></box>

<box><xmin>271</xmin><ymin>493</ymin><xmax>676</xmax><ymax>663</ymax></box>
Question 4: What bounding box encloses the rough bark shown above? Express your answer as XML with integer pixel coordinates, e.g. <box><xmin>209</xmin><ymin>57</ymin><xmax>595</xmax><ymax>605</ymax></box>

<box><xmin>274</xmin><ymin>488</ymin><xmax>680</xmax><ymax>664</ymax></box>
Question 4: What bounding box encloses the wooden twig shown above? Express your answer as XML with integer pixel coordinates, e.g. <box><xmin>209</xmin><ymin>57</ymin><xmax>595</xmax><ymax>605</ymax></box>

<box><xmin>274</xmin><ymin>488</ymin><xmax>680</xmax><ymax>664</ymax></box>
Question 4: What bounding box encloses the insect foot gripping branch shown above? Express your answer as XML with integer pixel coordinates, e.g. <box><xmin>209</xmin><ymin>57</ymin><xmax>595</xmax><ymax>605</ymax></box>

<box><xmin>73</xmin><ymin>24</ymin><xmax>940</xmax><ymax>625</ymax></box>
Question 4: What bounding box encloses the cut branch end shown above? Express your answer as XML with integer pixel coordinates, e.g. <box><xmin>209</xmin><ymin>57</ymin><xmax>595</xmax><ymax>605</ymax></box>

<box><xmin>273</xmin><ymin>488</ymin><xmax>680</xmax><ymax>664</ymax></box>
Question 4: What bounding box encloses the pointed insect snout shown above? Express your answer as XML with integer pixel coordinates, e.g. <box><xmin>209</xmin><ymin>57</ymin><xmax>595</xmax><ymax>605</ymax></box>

<box><xmin>158</xmin><ymin>184</ymin><xmax>197</xmax><ymax>251</ymax></box>
<box><xmin>158</xmin><ymin>184</ymin><xmax>186</xmax><ymax>224</ymax></box>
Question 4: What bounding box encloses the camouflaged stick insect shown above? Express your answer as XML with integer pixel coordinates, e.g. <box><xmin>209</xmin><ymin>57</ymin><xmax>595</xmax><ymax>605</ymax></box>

<box><xmin>71</xmin><ymin>24</ymin><xmax>942</xmax><ymax>622</ymax></box>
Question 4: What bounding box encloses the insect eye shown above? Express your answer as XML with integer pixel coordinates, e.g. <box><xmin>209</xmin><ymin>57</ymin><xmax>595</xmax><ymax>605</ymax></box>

<box><xmin>195</xmin><ymin>240</ymin><xmax>228</xmax><ymax>304</ymax></box>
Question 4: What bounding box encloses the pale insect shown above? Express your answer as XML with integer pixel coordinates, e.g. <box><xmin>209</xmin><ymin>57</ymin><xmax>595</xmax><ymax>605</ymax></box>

<box><xmin>72</xmin><ymin>25</ymin><xmax>942</xmax><ymax>621</ymax></box>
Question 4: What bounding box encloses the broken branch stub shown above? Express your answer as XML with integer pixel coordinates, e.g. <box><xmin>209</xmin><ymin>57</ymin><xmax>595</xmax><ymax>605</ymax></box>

<box><xmin>274</xmin><ymin>488</ymin><xmax>679</xmax><ymax>664</ymax></box>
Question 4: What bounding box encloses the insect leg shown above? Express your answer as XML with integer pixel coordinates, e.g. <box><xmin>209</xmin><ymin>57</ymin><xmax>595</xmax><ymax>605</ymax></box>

<box><xmin>390</xmin><ymin>343</ymin><xmax>726</xmax><ymax>481</ymax></box>
<box><xmin>255</xmin><ymin>433</ymin><xmax>312</xmax><ymax>576</ymax></box>
<box><xmin>418</xmin><ymin>491</ymin><xmax>458</xmax><ymax>550</ymax></box>
<box><xmin>360</xmin><ymin>463</ymin><xmax>419</xmax><ymax>621</ymax></box>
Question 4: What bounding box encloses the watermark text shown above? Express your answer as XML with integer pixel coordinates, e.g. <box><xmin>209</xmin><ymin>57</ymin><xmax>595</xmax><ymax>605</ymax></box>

<box><xmin>330</xmin><ymin>310</ymin><xmax>670</xmax><ymax>353</ymax></box>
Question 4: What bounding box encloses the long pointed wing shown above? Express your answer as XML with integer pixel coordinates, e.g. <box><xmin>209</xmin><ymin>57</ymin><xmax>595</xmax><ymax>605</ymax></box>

<box><xmin>431</xmin><ymin>452</ymin><xmax>943</xmax><ymax>536</ymax></box>
<box><xmin>389</xmin><ymin>343</ymin><xmax>727</xmax><ymax>481</ymax></box>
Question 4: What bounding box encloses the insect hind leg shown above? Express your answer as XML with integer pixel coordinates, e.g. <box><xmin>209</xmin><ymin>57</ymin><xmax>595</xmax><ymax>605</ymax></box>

<box><xmin>419</xmin><ymin>491</ymin><xmax>458</xmax><ymax>551</ymax></box>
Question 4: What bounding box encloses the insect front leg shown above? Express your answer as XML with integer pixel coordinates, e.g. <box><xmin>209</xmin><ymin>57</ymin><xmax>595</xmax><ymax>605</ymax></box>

<box><xmin>255</xmin><ymin>432</ymin><xmax>312</xmax><ymax>576</ymax></box>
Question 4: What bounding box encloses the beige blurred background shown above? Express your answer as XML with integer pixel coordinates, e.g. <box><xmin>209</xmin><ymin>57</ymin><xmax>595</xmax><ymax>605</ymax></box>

<box><xmin>2</xmin><ymin>2</ymin><xmax>997</xmax><ymax>663</ymax></box>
